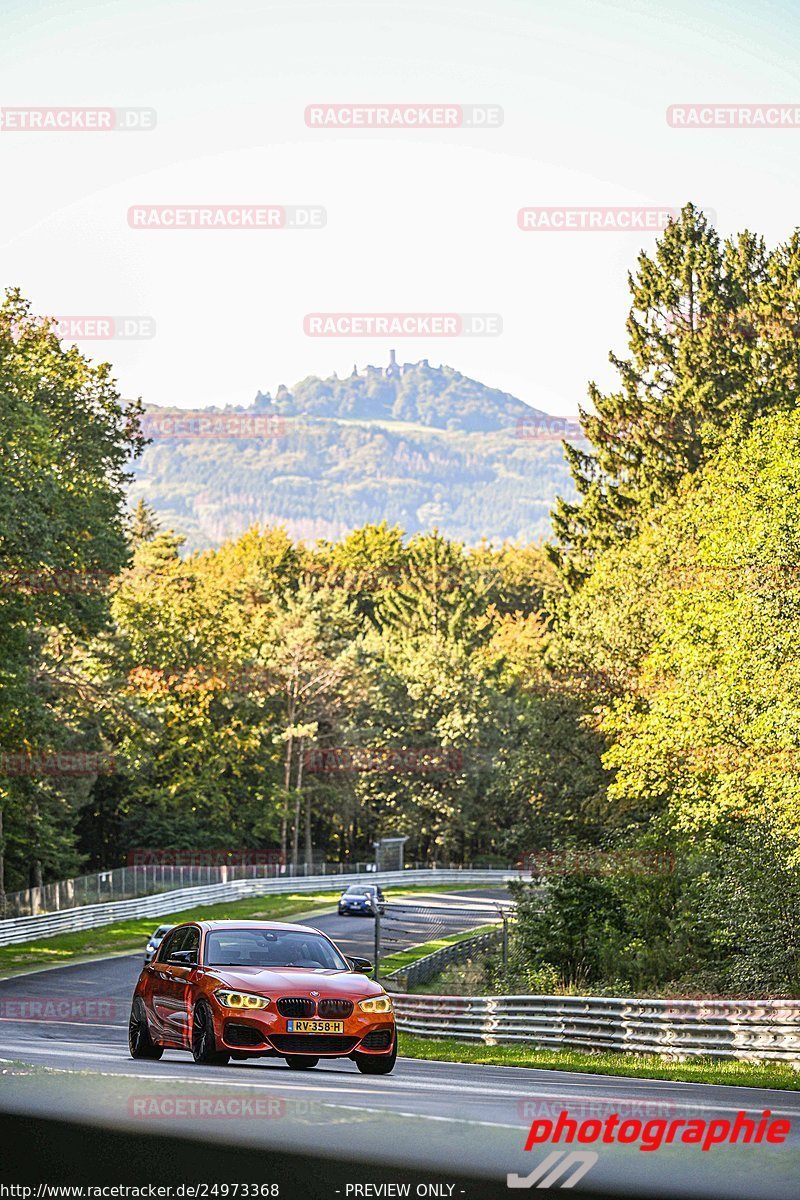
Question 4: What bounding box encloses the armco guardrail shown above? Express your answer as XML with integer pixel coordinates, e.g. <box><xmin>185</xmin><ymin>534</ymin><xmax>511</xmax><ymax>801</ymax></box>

<box><xmin>0</xmin><ymin>869</ymin><xmax>521</xmax><ymax>947</ymax></box>
<box><xmin>2</xmin><ymin>859</ymin><xmax>402</xmax><ymax>918</ymax></box>
<box><xmin>387</xmin><ymin>928</ymin><xmax>503</xmax><ymax>989</ymax></box>
<box><xmin>393</xmin><ymin>993</ymin><xmax>800</xmax><ymax>1062</ymax></box>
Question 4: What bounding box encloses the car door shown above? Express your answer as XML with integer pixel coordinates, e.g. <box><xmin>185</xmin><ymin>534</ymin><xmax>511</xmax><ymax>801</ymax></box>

<box><xmin>157</xmin><ymin>925</ymin><xmax>201</xmax><ymax>1047</ymax></box>
<box><xmin>148</xmin><ymin>927</ymin><xmax>187</xmax><ymax>1040</ymax></box>
<box><xmin>167</xmin><ymin>924</ymin><xmax>200</xmax><ymax>1046</ymax></box>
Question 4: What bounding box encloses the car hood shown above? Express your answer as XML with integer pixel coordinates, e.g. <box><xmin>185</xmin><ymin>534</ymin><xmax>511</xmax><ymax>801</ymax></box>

<box><xmin>204</xmin><ymin>966</ymin><xmax>383</xmax><ymax>997</ymax></box>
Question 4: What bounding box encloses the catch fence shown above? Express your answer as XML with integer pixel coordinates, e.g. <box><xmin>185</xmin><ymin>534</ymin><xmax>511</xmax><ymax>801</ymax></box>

<box><xmin>0</xmin><ymin>860</ymin><xmax>485</xmax><ymax>918</ymax></box>
<box><xmin>0</xmin><ymin>869</ymin><xmax>522</xmax><ymax>947</ymax></box>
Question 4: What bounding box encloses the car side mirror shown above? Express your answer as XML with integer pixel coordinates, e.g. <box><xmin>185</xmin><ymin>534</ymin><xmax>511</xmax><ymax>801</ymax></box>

<box><xmin>169</xmin><ymin>949</ymin><xmax>198</xmax><ymax>966</ymax></box>
<box><xmin>348</xmin><ymin>956</ymin><xmax>373</xmax><ymax>975</ymax></box>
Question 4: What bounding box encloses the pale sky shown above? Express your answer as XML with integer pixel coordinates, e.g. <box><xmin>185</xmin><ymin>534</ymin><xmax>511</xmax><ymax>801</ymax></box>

<box><xmin>1</xmin><ymin>0</ymin><xmax>799</xmax><ymax>416</ymax></box>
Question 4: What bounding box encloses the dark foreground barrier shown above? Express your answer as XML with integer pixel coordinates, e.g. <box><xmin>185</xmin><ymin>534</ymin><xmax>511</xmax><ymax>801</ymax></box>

<box><xmin>0</xmin><ymin>1109</ymin><xmax>638</xmax><ymax>1199</ymax></box>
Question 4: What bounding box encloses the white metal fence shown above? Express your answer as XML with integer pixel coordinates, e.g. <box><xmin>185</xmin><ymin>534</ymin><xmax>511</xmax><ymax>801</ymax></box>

<box><xmin>393</xmin><ymin>992</ymin><xmax>800</xmax><ymax>1062</ymax></box>
<box><xmin>0</xmin><ymin>869</ymin><xmax>522</xmax><ymax>947</ymax></box>
<box><xmin>0</xmin><ymin>860</ymin><xmax>430</xmax><ymax>918</ymax></box>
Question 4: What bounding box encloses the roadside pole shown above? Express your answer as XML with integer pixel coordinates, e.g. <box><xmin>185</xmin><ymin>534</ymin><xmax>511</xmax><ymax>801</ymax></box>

<box><xmin>501</xmin><ymin>908</ymin><xmax>509</xmax><ymax>972</ymax></box>
<box><xmin>373</xmin><ymin>895</ymin><xmax>381</xmax><ymax>980</ymax></box>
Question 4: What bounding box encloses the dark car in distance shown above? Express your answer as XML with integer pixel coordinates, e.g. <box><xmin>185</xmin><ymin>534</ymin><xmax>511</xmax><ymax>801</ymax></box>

<box><xmin>338</xmin><ymin>883</ymin><xmax>386</xmax><ymax>916</ymax></box>
<box><xmin>144</xmin><ymin>924</ymin><xmax>174</xmax><ymax>963</ymax></box>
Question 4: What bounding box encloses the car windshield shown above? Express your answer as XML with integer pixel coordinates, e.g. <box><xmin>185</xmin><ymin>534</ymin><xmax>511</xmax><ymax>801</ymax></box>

<box><xmin>205</xmin><ymin>927</ymin><xmax>348</xmax><ymax>970</ymax></box>
<box><xmin>153</xmin><ymin>926</ymin><xmax>171</xmax><ymax>938</ymax></box>
<box><xmin>345</xmin><ymin>887</ymin><xmax>372</xmax><ymax>895</ymax></box>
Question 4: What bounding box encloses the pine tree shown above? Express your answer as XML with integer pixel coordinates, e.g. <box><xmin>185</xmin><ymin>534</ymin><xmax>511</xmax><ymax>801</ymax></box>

<box><xmin>550</xmin><ymin>203</ymin><xmax>799</xmax><ymax>588</ymax></box>
<box><xmin>129</xmin><ymin>500</ymin><xmax>160</xmax><ymax>547</ymax></box>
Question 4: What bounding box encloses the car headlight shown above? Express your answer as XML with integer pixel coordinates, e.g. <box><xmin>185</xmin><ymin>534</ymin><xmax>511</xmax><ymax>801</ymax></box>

<box><xmin>359</xmin><ymin>995</ymin><xmax>393</xmax><ymax>1014</ymax></box>
<box><xmin>214</xmin><ymin>989</ymin><xmax>270</xmax><ymax>1010</ymax></box>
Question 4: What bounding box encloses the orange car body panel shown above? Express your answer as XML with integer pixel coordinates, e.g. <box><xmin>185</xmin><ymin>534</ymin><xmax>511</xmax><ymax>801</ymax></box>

<box><xmin>132</xmin><ymin>920</ymin><xmax>395</xmax><ymax>1059</ymax></box>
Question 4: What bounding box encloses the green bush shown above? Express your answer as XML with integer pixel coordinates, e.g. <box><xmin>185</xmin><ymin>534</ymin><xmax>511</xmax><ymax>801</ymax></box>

<box><xmin>690</xmin><ymin>817</ymin><xmax>800</xmax><ymax>994</ymax></box>
<box><xmin>506</xmin><ymin>819</ymin><xmax>800</xmax><ymax>996</ymax></box>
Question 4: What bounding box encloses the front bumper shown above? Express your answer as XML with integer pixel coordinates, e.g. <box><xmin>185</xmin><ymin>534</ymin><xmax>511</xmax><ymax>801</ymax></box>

<box><xmin>213</xmin><ymin>1003</ymin><xmax>395</xmax><ymax>1057</ymax></box>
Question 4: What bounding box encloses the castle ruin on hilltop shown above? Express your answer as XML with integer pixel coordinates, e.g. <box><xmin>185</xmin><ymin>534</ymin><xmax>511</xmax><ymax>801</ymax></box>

<box><xmin>254</xmin><ymin>351</ymin><xmax>436</xmax><ymax>407</ymax></box>
<box><xmin>350</xmin><ymin>349</ymin><xmax>430</xmax><ymax>379</ymax></box>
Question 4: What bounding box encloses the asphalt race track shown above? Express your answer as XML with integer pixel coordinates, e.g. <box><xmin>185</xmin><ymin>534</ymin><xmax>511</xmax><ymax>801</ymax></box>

<box><xmin>309</xmin><ymin>887</ymin><xmax>511</xmax><ymax>961</ymax></box>
<box><xmin>0</xmin><ymin>890</ymin><xmax>797</xmax><ymax>1199</ymax></box>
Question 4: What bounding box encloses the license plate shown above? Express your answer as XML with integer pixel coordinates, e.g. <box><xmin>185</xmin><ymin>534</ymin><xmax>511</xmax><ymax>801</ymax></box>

<box><xmin>286</xmin><ymin>1019</ymin><xmax>344</xmax><ymax>1033</ymax></box>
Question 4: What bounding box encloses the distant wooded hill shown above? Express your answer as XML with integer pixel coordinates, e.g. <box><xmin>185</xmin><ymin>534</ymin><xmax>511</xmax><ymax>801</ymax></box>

<box><xmin>130</xmin><ymin>355</ymin><xmax>584</xmax><ymax>551</ymax></box>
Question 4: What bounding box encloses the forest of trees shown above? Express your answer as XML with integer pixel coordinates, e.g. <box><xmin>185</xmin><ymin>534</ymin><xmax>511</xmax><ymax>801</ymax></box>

<box><xmin>2</xmin><ymin>202</ymin><xmax>800</xmax><ymax>993</ymax></box>
<box><xmin>253</xmin><ymin>357</ymin><xmax>543</xmax><ymax>431</ymax></box>
<box><xmin>133</xmin><ymin>363</ymin><xmax>576</xmax><ymax>553</ymax></box>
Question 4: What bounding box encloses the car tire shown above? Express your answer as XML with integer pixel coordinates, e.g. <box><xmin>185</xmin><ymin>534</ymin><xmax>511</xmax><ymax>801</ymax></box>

<box><xmin>191</xmin><ymin>999</ymin><xmax>230</xmax><ymax>1066</ymax></box>
<box><xmin>354</xmin><ymin>1034</ymin><xmax>397</xmax><ymax>1075</ymax></box>
<box><xmin>285</xmin><ymin>1055</ymin><xmax>319</xmax><ymax>1069</ymax></box>
<box><xmin>128</xmin><ymin>998</ymin><xmax>163</xmax><ymax>1060</ymax></box>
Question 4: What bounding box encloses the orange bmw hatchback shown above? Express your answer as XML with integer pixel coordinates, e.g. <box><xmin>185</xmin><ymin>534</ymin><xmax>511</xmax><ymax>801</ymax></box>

<box><xmin>128</xmin><ymin>920</ymin><xmax>396</xmax><ymax>1074</ymax></box>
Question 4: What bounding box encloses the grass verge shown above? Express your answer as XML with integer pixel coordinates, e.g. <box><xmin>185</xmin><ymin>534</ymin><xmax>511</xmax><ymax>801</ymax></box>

<box><xmin>0</xmin><ymin>892</ymin><xmax>340</xmax><ymax>978</ymax></box>
<box><xmin>0</xmin><ymin>884</ymin><xmax>500</xmax><ymax>979</ymax></box>
<box><xmin>398</xmin><ymin>1034</ymin><xmax>800</xmax><ymax>1090</ymax></box>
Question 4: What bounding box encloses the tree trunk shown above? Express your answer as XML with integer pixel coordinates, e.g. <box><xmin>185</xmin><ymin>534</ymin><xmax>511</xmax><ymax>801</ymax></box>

<box><xmin>291</xmin><ymin>736</ymin><xmax>305</xmax><ymax>870</ymax></box>
<box><xmin>280</xmin><ymin>687</ymin><xmax>296</xmax><ymax>864</ymax></box>
<box><xmin>304</xmin><ymin>790</ymin><xmax>313</xmax><ymax>870</ymax></box>
<box><xmin>281</xmin><ymin>733</ymin><xmax>292</xmax><ymax>864</ymax></box>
